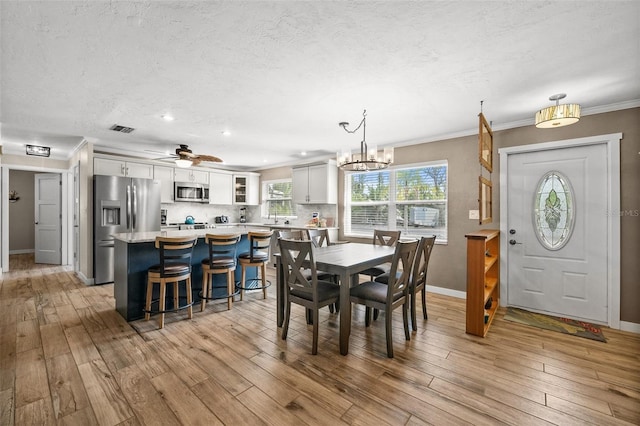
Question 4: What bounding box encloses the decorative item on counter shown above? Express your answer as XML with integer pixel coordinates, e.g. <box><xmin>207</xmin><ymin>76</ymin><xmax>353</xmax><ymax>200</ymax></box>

<box><xmin>307</xmin><ymin>212</ymin><xmax>321</xmax><ymax>227</ymax></box>
<box><xmin>185</xmin><ymin>215</ymin><xmax>195</xmax><ymax>224</ymax></box>
<box><xmin>8</xmin><ymin>190</ymin><xmax>20</xmax><ymax>202</ymax></box>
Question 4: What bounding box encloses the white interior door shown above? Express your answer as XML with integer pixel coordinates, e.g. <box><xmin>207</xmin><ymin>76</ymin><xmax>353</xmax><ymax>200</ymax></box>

<box><xmin>506</xmin><ymin>143</ymin><xmax>608</xmax><ymax>323</ymax></box>
<box><xmin>35</xmin><ymin>173</ymin><xmax>62</xmax><ymax>264</ymax></box>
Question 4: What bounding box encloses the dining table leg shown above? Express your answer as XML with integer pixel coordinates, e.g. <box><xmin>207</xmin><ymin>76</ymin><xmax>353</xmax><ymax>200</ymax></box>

<box><xmin>339</xmin><ymin>271</ymin><xmax>353</xmax><ymax>355</ymax></box>
<box><xmin>275</xmin><ymin>256</ymin><xmax>284</xmax><ymax>327</ymax></box>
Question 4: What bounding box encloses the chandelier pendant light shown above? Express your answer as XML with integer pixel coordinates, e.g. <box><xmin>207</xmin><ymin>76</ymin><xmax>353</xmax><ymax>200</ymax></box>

<box><xmin>535</xmin><ymin>93</ymin><xmax>581</xmax><ymax>128</ymax></box>
<box><xmin>336</xmin><ymin>109</ymin><xmax>394</xmax><ymax>171</ymax></box>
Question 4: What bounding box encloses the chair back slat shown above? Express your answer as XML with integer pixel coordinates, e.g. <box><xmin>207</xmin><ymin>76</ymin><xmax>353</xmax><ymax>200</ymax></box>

<box><xmin>155</xmin><ymin>236</ymin><xmax>198</xmax><ymax>278</ymax></box>
<box><xmin>247</xmin><ymin>231</ymin><xmax>273</xmax><ymax>262</ymax></box>
<box><xmin>373</xmin><ymin>229</ymin><xmax>401</xmax><ymax>247</ymax></box>
<box><xmin>411</xmin><ymin>236</ymin><xmax>436</xmax><ymax>289</ymax></box>
<box><xmin>279</xmin><ymin>238</ymin><xmax>318</xmax><ymax>296</ymax></box>
<box><xmin>276</xmin><ymin>229</ymin><xmax>306</xmax><ymax>240</ymax></box>
<box><xmin>205</xmin><ymin>233</ymin><xmax>241</xmax><ymax>267</ymax></box>
<box><xmin>386</xmin><ymin>239</ymin><xmax>419</xmax><ymax>302</ymax></box>
<box><xmin>306</xmin><ymin>228</ymin><xmax>331</xmax><ymax>247</ymax></box>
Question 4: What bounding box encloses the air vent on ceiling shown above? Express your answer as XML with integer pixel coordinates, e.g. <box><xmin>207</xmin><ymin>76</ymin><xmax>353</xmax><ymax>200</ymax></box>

<box><xmin>109</xmin><ymin>124</ymin><xmax>135</xmax><ymax>133</ymax></box>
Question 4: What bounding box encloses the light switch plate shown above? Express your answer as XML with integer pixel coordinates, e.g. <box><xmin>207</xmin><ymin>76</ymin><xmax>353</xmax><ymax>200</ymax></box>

<box><xmin>469</xmin><ymin>209</ymin><xmax>479</xmax><ymax>220</ymax></box>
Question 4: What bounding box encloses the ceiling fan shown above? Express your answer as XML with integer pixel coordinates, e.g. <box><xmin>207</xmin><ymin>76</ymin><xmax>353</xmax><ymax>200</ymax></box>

<box><xmin>160</xmin><ymin>144</ymin><xmax>223</xmax><ymax>168</ymax></box>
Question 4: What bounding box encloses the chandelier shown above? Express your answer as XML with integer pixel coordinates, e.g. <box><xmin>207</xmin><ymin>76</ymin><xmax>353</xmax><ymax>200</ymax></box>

<box><xmin>535</xmin><ymin>93</ymin><xmax>581</xmax><ymax>128</ymax></box>
<box><xmin>337</xmin><ymin>109</ymin><xmax>394</xmax><ymax>171</ymax></box>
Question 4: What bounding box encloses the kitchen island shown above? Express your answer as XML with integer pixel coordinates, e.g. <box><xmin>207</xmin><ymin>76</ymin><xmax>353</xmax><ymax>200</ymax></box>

<box><xmin>112</xmin><ymin>227</ymin><xmax>266</xmax><ymax>321</ymax></box>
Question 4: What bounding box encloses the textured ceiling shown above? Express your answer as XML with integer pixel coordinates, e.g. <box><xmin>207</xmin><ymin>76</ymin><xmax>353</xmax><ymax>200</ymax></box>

<box><xmin>1</xmin><ymin>1</ymin><xmax>639</xmax><ymax>170</ymax></box>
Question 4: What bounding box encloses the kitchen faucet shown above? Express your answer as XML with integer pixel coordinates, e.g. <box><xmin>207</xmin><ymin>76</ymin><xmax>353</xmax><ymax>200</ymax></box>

<box><xmin>268</xmin><ymin>201</ymin><xmax>279</xmax><ymax>224</ymax></box>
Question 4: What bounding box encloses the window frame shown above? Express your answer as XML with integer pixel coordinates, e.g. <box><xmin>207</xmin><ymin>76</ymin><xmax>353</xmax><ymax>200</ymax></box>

<box><xmin>261</xmin><ymin>178</ymin><xmax>297</xmax><ymax>219</ymax></box>
<box><xmin>343</xmin><ymin>160</ymin><xmax>448</xmax><ymax>244</ymax></box>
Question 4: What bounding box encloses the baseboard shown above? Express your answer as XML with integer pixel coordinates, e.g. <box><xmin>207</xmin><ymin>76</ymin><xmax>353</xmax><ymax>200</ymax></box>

<box><xmin>426</xmin><ymin>284</ymin><xmax>466</xmax><ymax>300</ymax></box>
<box><xmin>620</xmin><ymin>321</ymin><xmax>640</xmax><ymax>334</ymax></box>
<box><xmin>75</xmin><ymin>271</ymin><xmax>94</xmax><ymax>285</ymax></box>
<box><xmin>9</xmin><ymin>249</ymin><xmax>35</xmax><ymax>255</ymax></box>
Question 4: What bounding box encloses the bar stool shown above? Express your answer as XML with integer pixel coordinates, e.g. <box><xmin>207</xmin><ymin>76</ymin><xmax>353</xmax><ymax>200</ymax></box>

<box><xmin>237</xmin><ymin>230</ymin><xmax>274</xmax><ymax>300</ymax></box>
<box><xmin>144</xmin><ymin>236</ymin><xmax>197</xmax><ymax>329</ymax></box>
<box><xmin>200</xmin><ymin>233</ymin><xmax>241</xmax><ymax>311</ymax></box>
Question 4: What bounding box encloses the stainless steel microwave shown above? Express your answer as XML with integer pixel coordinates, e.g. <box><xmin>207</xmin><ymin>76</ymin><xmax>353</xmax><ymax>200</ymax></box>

<box><xmin>174</xmin><ymin>182</ymin><xmax>209</xmax><ymax>203</ymax></box>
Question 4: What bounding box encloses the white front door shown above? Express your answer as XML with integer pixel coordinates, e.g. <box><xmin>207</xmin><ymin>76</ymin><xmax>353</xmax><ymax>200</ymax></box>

<box><xmin>505</xmin><ymin>143</ymin><xmax>609</xmax><ymax>323</ymax></box>
<box><xmin>35</xmin><ymin>173</ymin><xmax>62</xmax><ymax>264</ymax></box>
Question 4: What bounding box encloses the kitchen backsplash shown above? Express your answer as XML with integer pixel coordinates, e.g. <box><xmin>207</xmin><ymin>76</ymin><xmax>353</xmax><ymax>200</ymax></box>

<box><xmin>162</xmin><ymin>203</ymin><xmax>338</xmax><ymax>227</ymax></box>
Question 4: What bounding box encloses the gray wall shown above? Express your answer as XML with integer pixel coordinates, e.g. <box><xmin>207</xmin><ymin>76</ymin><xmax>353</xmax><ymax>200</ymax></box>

<box><xmin>8</xmin><ymin>170</ymin><xmax>36</xmax><ymax>252</ymax></box>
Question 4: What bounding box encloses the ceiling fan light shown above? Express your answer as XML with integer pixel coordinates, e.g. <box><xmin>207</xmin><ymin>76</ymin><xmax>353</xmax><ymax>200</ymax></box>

<box><xmin>175</xmin><ymin>158</ymin><xmax>193</xmax><ymax>168</ymax></box>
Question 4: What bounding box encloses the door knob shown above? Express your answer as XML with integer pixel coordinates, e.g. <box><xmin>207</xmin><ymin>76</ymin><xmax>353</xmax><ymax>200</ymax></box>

<box><xmin>509</xmin><ymin>239</ymin><xmax>522</xmax><ymax>245</ymax></box>
<box><xmin>509</xmin><ymin>229</ymin><xmax>516</xmax><ymax>234</ymax></box>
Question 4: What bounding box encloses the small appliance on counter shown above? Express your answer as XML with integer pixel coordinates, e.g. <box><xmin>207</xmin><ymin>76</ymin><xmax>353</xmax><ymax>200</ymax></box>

<box><xmin>239</xmin><ymin>207</ymin><xmax>247</xmax><ymax>223</ymax></box>
<box><xmin>160</xmin><ymin>209</ymin><xmax>167</xmax><ymax>225</ymax></box>
<box><xmin>215</xmin><ymin>215</ymin><xmax>229</xmax><ymax>224</ymax></box>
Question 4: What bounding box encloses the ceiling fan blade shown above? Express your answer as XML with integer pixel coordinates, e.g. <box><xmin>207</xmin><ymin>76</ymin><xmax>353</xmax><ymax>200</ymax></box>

<box><xmin>196</xmin><ymin>154</ymin><xmax>223</xmax><ymax>163</ymax></box>
<box><xmin>178</xmin><ymin>150</ymin><xmax>197</xmax><ymax>159</ymax></box>
<box><xmin>191</xmin><ymin>157</ymin><xmax>202</xmax><ymax>166</ymax></box>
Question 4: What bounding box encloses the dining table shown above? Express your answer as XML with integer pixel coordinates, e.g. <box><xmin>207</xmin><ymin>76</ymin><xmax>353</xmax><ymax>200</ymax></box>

<box><xmin>275</xmin><ymin>242</ymin><xmax>396</xmax><ymax>355</ymax></box>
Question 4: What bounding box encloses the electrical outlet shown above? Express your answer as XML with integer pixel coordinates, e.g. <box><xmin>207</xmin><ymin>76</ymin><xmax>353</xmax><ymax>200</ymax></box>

<box><xmin>469</xmin><ymin>209</ymin><xmax>479</xmax><ymax>220</ymax></box>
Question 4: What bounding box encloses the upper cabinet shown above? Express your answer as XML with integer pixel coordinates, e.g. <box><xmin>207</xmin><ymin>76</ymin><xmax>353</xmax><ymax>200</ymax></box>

<box><xmin>94</xmin><ymin>158</ymin><xmax>153</xmax><ymax>179</ymax></box>
<box><xmin>233</xmin><ymin>173</ymin><xmax>260</xmax><ymax>205</ymax></box>
<box><xmin>209</xmin><ymin>171</ymin><xmax>233</xmax><ymax>205</ymax></box>
<box><xmin>174</xmin><ymin>168</ymin><xmax>209</xmax><ymax>184</ymax></box>
<box><xmin>292</xmin><ymin>160</ymin><xmax>337</xmax><ymax>204</ymax></box>
<box><xmin>153</xmin><ymin>165</ymin><xmax>174</xmax><ymax>203</ymax></box>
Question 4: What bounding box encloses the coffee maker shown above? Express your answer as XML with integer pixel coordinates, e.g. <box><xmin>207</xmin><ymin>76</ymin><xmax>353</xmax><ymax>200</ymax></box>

<box><xmin>160</xmin><ymin>209</ymin><xmax>167</xmax><ymax>225</ymax></box>
<box><xmin>239</xmin><ymin>207</ymin><xmax>246</xmax><ymax>223</ymax></box>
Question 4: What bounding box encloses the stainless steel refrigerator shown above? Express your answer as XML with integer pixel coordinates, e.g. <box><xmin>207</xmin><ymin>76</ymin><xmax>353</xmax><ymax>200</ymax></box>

<box><xmin>94</xmin><ymin>175</ymin><xmax>161</xmax><ymax>284</ymax></box>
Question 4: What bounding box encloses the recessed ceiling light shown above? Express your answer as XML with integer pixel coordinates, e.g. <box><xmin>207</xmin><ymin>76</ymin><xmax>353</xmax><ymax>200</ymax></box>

<box><xmin>161</xmin><ymin>114</ymin><xmax>174</xmax><ymax>121</ymax></box>
<box><xmin>222</xmin><ymin>131</ymin><xmax>231</xmax><ymax>136</ymax></box>
<box><xmin>301</xmin><ymin>151</ymin><xmax>307</xmax><ymax>156</ymax></box>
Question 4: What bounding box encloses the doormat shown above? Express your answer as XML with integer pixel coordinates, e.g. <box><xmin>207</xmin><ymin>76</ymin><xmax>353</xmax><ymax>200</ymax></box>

<box><xmin>504</xmin><ymin>307</ymin><xmax>606</xmax><ymax>342</ymax></box>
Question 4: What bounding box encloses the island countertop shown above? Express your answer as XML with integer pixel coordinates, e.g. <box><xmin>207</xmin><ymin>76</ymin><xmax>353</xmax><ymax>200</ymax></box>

<box><xmin>114</xmin><ymin>224</ymin><xmax>339</xmax><ymax>243</ymax></box>
<box><xmin>112</xmin><ymin>226</ymin><xmax>269</xmax><ymax>243</ymax></box>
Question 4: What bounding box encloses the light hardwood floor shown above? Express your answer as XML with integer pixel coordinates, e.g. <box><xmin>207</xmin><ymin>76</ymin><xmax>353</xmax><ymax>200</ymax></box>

<box><xmin>1</xmin><ymin>261</ymin><xmax>639</xmax><ymax>425</ymax></box>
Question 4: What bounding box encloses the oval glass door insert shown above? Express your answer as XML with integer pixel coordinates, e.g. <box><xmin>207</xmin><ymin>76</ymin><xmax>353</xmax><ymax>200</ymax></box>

<box><xmin>533</xmin><ymin>171</ymin><xmax>575</xmax><ymax>250</ymax></box>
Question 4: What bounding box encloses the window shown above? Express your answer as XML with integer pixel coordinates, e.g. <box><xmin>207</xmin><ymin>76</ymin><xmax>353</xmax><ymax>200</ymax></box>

<box><xmin>262</xmin><ymin>179</ymin><xmax>296</xmax><ymax>219</ymax></box>
<box><xmin>344</xmin><ymin>161</ymin><xmax>448</xmax><ymax>243</ymax></box>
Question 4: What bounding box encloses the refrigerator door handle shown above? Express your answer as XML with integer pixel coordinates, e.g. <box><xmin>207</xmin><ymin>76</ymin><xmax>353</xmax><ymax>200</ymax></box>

<box><xmin>132</xmin><ymin>184</ymin><xmax>138</xmax><ymax>230</ymax></box>
<box><xmin>97</xmin><ymin>239</ymin><xmax>115</xmax><ymax>248</ymax></box>
<box><xmin>126</xmin><ymin>185</ymin><xmax>131</xmax><ymax>230</ymax></box>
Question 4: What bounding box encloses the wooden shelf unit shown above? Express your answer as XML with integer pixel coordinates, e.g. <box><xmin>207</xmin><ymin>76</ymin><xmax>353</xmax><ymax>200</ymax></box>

<box><xmin>465</xmin><ymin>229</ymin><xmax>500</xmax><ymax>337</ymax></box>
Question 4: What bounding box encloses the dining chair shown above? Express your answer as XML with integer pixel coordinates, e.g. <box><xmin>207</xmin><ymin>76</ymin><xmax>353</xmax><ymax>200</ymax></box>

<box><xmin>376</xmin><ymin>235</ymin><xmax>436</xmax><ymax>331</ymax></box>
<box><xmin>238</xmin><ymin>230</ymin><xmax>274</xmax><ymax>300</ymax></box>
<box><xmin>306</xmin><ymin>228</ymin><xmax>340</xmax><ymax>313</ymax></box>
<box><xmin>144</xmin><ymin>236</ymin><xmax>198</xmax><ymax>329</ymax></box>
<box><xmin>279</xmin><ymin>238</ymin><xmax>340</xmax><ymax>355</ymax></box>
<box><xmin>359</xmin><ymin>229</ymin><xmax>401</xmax><ymax>281</ymax></box>
<box><xmin>200</xmin><ymin>233</ymin><xmax>241</xmax><ymax>311</ymax></box>
<box><xmin>350</xmin><ymin>239</ymin><xmax>418</xmax><ymax>358</ymax></box>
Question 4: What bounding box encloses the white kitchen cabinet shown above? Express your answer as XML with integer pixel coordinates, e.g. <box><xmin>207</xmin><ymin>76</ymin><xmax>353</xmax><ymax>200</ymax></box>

<box><xmin>233</xmin><ymin>173</ymin><xmax>260</xmax><ymax>205</ymax></box>
<box><xmin>153</xmin><ymin>165</ymin><xmax>174</xmax><ymax>203</ymax></box>
<box><xmin>209</xmin><ymin>171</ymin><xmax>233</xmax><ymax>205</ymax></box>
<box><xmin>94</xmin><ymin>158</ymin><xmax>154</xmax><ymax>179</ymax></box>
<box><xmin>292</xmin><ymin>160</ymin><xmax>337</xmax><ymax>204</ymax></box>
<box><xmin>174</xmin><ymin>168</ymin><xmax>209</xmax><ymax>184</ymax></box>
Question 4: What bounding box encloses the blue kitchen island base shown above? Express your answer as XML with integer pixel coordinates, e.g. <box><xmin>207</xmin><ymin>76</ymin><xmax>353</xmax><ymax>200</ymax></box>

<box><xmin>113</xmin><ymin>230</ymin><xmax>258</xmax><ymax>321</ymax></box>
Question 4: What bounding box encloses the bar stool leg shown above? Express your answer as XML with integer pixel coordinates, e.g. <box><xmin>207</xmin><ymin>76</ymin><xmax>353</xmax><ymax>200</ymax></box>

<box><xmin>261</xmin><ymin>262</ymin><xmax>268</xmax><ymax>299</ymax></box>
<box><xmin>145</xmin><ymin>277</ymin><xmax>153</xmax><ymax>321</ymax></box>
<box><xmin>173</xmin><ymin>282</ymin><xmax>179</xmax><ymax>313</ymax></box>
<box><xmin>227</xmin><ymin>271</ymin><xmax>233</xmax><ymax>310</ymax></box>
<box><xmin>186</xmin><ymin>276</ymin><xmax>193</xmax><ymax>319</ymax></box>
<box><xmin>240</xmin><ymin>265</ymin><xmax>246</xmax><ymax>301</ymax></box>
<box><xmin>159</xmin><ymin>281</ymin><xmax>166</xmax><ymax>329</ymax></box>
<box><xmin>201</xmin><ymin>271</ymin><xmax>208</xmax><ymax>312</ymax></box>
